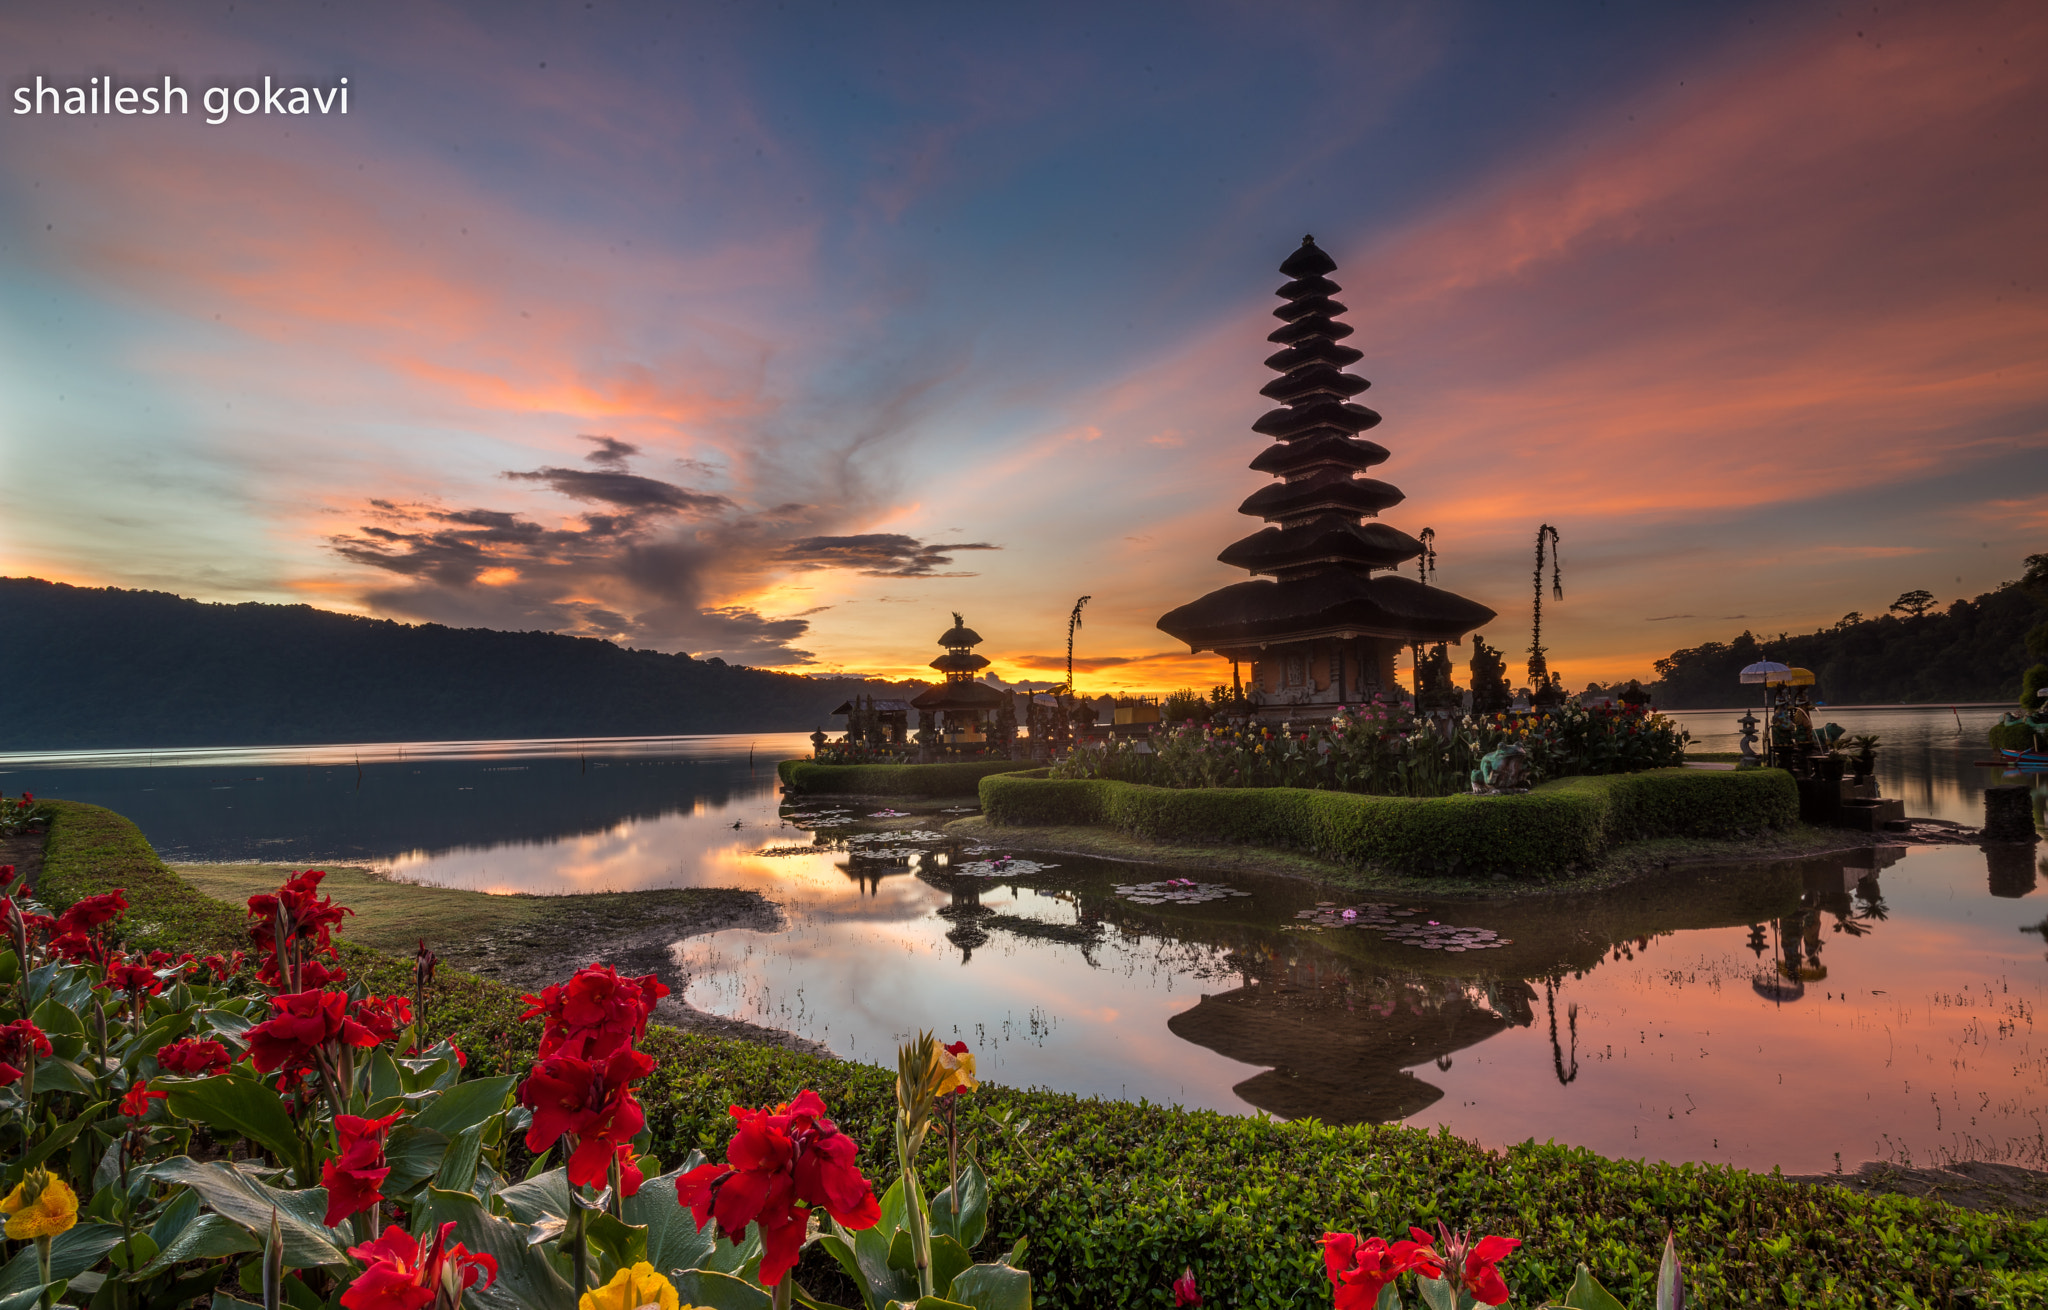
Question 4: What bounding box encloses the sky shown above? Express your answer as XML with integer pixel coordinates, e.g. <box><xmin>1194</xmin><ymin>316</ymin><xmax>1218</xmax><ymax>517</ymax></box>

<box><xmin>2</xmin><ymin>0</ymin><xmax>2044</xmax><ymax>691</ymax></box>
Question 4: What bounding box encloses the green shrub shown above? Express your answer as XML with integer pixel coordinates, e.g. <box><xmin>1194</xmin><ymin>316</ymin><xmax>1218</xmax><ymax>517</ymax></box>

<box><xmin>778</xmin><ymin>758</ymin><xmax>1033</xmax><ymax>795</ymax></box>
<box><xmin>981</xmin><ymin>769</ymin><xmax>1798</xmax><ymax>880</ymax></box>
<box><xmin>31</xmin><ymin>798</ymin><xmax>2048</xmax><ymax>1308</ymax></box>
<box><xmin>1991</xmin><ymin>718</ymin><xmax>2046</xmax><ymax>751</ymax></box>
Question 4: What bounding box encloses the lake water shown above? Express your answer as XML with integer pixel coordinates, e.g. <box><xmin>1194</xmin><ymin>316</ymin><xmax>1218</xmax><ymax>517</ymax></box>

<box><xmin>4</xmin><ymin>707</ymin><xmax>2043</xmax><ymax>1175</ymax></box>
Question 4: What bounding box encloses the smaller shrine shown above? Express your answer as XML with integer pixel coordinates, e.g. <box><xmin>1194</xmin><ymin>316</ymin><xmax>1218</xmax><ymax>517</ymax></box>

<box><xmin>909</xmin><ymin>614</ymin><xmax>1015</xmax><ymax>756</ymax></box>
<box><xmin>830</xmin><ymin>694</ymin><xmax>912</xmax><ymax>747</ymax></box>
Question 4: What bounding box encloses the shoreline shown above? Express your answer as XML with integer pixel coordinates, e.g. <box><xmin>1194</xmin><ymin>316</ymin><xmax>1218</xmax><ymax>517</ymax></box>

<box><xmin>169</xmin><ymin>862</ymin><xmax>831</xmax><ymax>1057</ymax></box>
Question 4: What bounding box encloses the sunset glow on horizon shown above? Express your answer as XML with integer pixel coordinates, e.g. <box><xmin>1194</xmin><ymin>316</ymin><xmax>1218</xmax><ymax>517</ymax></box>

<box><xmin>3</xmin><ymin>1</ymin><xmax>2044</xmax><ymax>692</ymax></box>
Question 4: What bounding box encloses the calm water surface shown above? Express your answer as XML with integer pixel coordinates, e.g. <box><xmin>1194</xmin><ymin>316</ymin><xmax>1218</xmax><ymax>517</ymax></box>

<box><xmin>4</xmin><ymin>710</ymin><xmax>2043</xmax><ymax>1175</ymax></box>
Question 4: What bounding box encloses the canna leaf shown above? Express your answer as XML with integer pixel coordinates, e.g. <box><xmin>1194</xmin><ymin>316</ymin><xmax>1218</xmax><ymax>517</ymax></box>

<box><xmin>139</xmin><ymin>1213</ymin><xmax>263</xmax><ymax>1274</ymax></box>
<box><xmin>0</xmin><ymin>1222</ymin><xmax>123</xmax><ymax>1296</ymax></box>
<box><xmin>669</xmin><ymin>1269</ymin><xmax>772</xmax><ymax>1310</ymax></box>
<box><xmin>927</xmin><ymin>1160</ymin><xmax>988</xmax><ymax>1252</ymax></box>
<box><xmin>160</xmin><ymin>1075</ymin><xmax>301</xmax><ymax>1167</ymax></box>
<box><xmin>1558</xmin><ymin>1264</ymin><xmax>1629</xmax><ymax>1310</ymax></box>
<box><xmin>619</xmin><ymin>1155</ymin><xmax>714</xmax><ymax>1277</ymax></box>
<box><xmin>1656</xmin><ymin>1234</ymin><xmax>1684</xmax><ymax>1310</ymax></box>
<box><xmin>424</xmin><ymin>1185</ymin><xmax>575</xmax><ymax>1310</ymax></box>
<box><xmin>943</xmin><ymin>1262</ymin><xmax>1031</xmax><ymax>1310</ymax></box>
<box><xmin>147</xmin><ymin>1157</ymin><xmax>347</xmax><ymax>1271</ymax></box>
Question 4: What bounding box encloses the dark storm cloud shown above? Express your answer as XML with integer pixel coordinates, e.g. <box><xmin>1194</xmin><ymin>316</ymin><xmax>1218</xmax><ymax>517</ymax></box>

<box><xmin>779</xmin><ymin>533</ymin><xmax>999</xmax><ymax>577</ymax></box>
<box><xmin>581</xmin><ymin>435</ymin><xmax>640</xmax><ymax>467</ymax></box>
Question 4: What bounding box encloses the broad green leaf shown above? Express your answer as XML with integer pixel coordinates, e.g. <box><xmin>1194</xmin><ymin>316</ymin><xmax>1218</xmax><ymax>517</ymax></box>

<box><xmin>147</xmin><ymin>1157</ymin><xmax>348</xmax><ymax>1270</ymax></box>
<box><xmin>161</xmin><ymin>1075</ymin><xmax>301</xmax><ymax>1166</ymax></box>
<box><xmin>846</xmin><ymin>1222</ymin><xmax>915</xmax><ymax>1308</ymax></box>
<box><xmin>670</xmin><ymin>1269</ymin><xmax>772</xmax><ymax>1310</ymax></box>
<box><xmin>211</xmin><ymin>1294</ymin><xmax>263</xmax><ymax>1310</ymax></box>
<box><xmin>107</xmin><ymin>1230</ymin><xmax>160</xmax><ymax>1273</ymax></box>
<box><xmin>910</xmin><ymin>1300</ymin><xmax>973</xmax><ymax>1310</ymax></box>
<box><xmin>31</xmin><ymin>1055</ymin><xmax>94</xmax><ymax>1095</ymax></box>
<box><xmin>927</xmin><ymin>1161</ymin><xmax>988</xmax><ymax>1252</ymax></box>
<box><xmin>1560</xmin><ymin>1265</ymin><xmax>1629</xmax><ymax>1310</ymax></box>
<box><xmin>945</xmin><ymin>1263</ymin><xmax>1030</xmax><ymax>1310</ymax></box>
<box><xmin>149</xmin><ymin>1183</ymin><xmax>204</xmax><ymax>1249</ymax></box>
<box><xmin>887</xmin><ymin>1228</ymin><xmax>914</xmax><ymax>1275</ymax></box>
<box><xmin>1415</xmin><ymin>1276</ymin><xmax>1457</xmax><ymax>1310</ymax></box>
<box><xmin>813</xmin><ymin>1231</ymin><xmax>877</xmax><ymax>1310</ymax></box>
<box><xmin>1374</xmin><ymin>1286</ymin><xmax>1404</xmax><ymax>1310</ymax></box>
<box><xmin>585</xmin><ymin>1212</ymin><xmax>648</xmax><ymax>1281</ymax></box>
<box><xmin>200</xmin><ymin>1008</ymin><xmax>256</xmax><ymax>1041</ymax></box>
<box><xmin>0</xmin><ymin>1282</ymin><xmax>64</xmax><ymax>1310</ymax></box>
<box><xmin>23</xmin><ymin>1100</ymin><xmax>108</xmax><ymax>1171</ymax></box>
<box><xmin>620</xmin><ymin>1156</ymin><xmax>714</xmax><ymax>1275</ymax></box>
<box><xmin>381</xmin><ymin>1122</ymin><xmax>452</xmax><ymax>1196</ymax></box>
<box><xmin>0</xmin><ymin>1221</ymin><xmax>122</xmax><ymax>1295</ymax></box>
<box><xmin>495</xmin><ymin>1167</ymin><xmax>573</xmax><ymax>1225</ymax></box>
<box><xmin>928</xmin><ymin>1235</ymin><xmax>971</xmax><ymax>1300</ymax></box>
<box><xmin>876</xmin><ymin>1178</ymin><xmax>909</xmax><ymax>1244</ymax></box>
<box><xmin>365</xmin><ymin>1049</ymin><xmax>401</xmax><ymax>1109</ymax></box>
<box><xmin>434</xmin><ymin>1123</ymin><xmax>485</xmax><ymax>1194</ymax></box>
<box><xmin>141</xmin><ymin>1212</ymin><xmax>263</xmax><ymax>1274</ymax></box>
<box><xmin>425</xmin><ymin>1186</ymin><xmax>574</xmax><ymax>1310</ymax></box>
<box><xmin>412</xmin><ymin>1075</ymin><xmax>515</xmax><ymax>1140</ymax></box>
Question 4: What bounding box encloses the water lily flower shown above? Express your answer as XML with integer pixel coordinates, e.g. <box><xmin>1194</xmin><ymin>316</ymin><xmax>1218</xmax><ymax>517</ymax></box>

<box><xmin>580</xmin><ymin>1262</ymin><xmax>683</xmax><ymax>1310</ymax></box>
<box><xmin>2</xmin><ymin>1170</ymin><xmax>78</xmax><ymax>1240</ymax></box>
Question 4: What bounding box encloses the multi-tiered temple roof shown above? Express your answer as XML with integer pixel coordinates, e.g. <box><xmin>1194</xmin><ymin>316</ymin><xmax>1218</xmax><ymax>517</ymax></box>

<box><xmin>911</xmin><ymin>615</ymin><xmax>1007</xmax><ymax>712</ymax></box>
<box><xmin>1158</xmin><ymin>237</ymin><xmax>1494</xmax><ymax>656</ymax></box>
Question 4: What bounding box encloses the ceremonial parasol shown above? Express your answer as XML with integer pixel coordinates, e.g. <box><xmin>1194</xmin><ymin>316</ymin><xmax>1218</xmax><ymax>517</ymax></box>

<box><xmin>1738</xmin><ymin>661</ymin><xmax>1790</xmax><ymax>684</ymax></box>
<box><xmin>1764</xmin><ymin>667</ymin><xmax>1816</xmax><ymax>687</ymax></box>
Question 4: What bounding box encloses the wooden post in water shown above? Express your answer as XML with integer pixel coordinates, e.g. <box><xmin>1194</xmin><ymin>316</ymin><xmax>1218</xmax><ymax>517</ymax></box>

<box><xmin>1983</xmin><ymin>785</ymin><xmax>2037</xmax><ymax>843</ymax></box>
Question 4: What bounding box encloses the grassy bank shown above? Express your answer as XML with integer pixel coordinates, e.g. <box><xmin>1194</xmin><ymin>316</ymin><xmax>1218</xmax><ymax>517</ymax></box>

<box><xmin>979</xmin><ymin>768</ymin><xmax>1800</xmax><ymax>881</ymax></box>
<box><xmin>778</xmin><ymin>757</ymin><xmax>1032</xmax><ymax>795</ymax></box>
<box><xmin>35</xmin><ymin>800</ymin><xmax>2048</xmax><ymax>1307</ymax></box>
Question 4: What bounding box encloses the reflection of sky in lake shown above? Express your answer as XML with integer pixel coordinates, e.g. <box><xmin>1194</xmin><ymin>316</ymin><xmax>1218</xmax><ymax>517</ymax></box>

<box><xmin>6</xmin><ymin>713</ymin><xmax>2044</xmax><ymax>1174</ymax></box>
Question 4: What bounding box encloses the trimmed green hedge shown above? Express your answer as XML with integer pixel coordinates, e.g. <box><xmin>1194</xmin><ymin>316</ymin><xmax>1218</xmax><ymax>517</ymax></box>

<box><xmin>979</xmin><ymin>768</ymin><xmax>1799</xmax><ymax>880</ymax></box>
<box><xmin>778</xmin><ymin>757</ymin><xmax>1033</xmax><ymax>796</ymax></box>
<box><xmin>35</xmin><ymin>798</ymin><xmax>2048</xmax><ymax>1308</ymax></box>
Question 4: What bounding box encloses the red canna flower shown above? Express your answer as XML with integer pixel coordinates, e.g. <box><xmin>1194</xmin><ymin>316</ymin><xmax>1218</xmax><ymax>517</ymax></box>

<box><xmin>102</xmin><ymin>957</ymin><xmax>163</xmax><ymax>999</ymax></box>
<box><xmin>517</xmin><ymin>1047</ymin><xmax>655</xmax><ymax>1187</ymax></box>
<box><xmin>610</xmin><ymin>1139</ymin><xmax>645</xmax><ymax>1198</ymax></box>
<box><xmin>145</xmin><ymin>950</ymin><xmax>174</xmax><ymax>968</ymax></box>
<box><xmin>1408</xmin><ymin>1227</ymin><xmax>1520</xmax><ymax>1307</ymax></box>
<box><xmin>0</xmin><ymin>1020</ymin><xmax>52</xmax><ymax>1088</ymax></box>
<box><xmin>352</xmin><ymin>994</ymin><xmax>413</xmax><ymax>1044</ymax></box>
<box><xmin>324</xmin><ymin>1111</ymin><xmax>402</xmax><ymax>1227</ymax></box>
<box><xmin>121</xmin><ymin>1080</ymin><xmax>168</xmax><ymax>1120</ymax></box>
<box><xmin>677</xmin><ymin>1089</ymin><xmax>881</xmax><ymax>1288</ymax></box>
<box><xmin>520</xmin><ymin>963</ymin><xmax>668</xmax><ymax>1062</ymax></box>
<box><xmin>341</xmin><ymin>1221</ymin><xmax>496</xmax><ymax>1310</ymax></box>
<box><xmin>156</xmin><ymin>1038</ymin><xmax>233</xmax><ymax>1077</ymax></box>
<box><xmin>246</xmin><ymin>989</ymin><xmax>378</xmax><ymax>1073</ymax></box>
<box><xmin>0</xmin><ymin>866</ymin><xmax>11</xmax><ymax>887</ymax></box>
<box><xmin>301</xmin><ymin>958</ymin><xmax>349</xmax><ymax>988</ymax></box>
<box><xmin>54</xmin><ymin>890</ymin><xmax>128</xmax><ymax>935</ymax></box>
<box><xmin>1173</xmin><ymin>1265</ymin><xmax>1201</xmax><ymax>1307</ymax></box>
<box><xmin>247</xmin><ymin>870</ymin><xmax>353</xmax><ymax>988</ymax></box>
<box><xmin>1324</xmin><ymin>1231</ymin><xmax>1443</xmax><ymax>1310</ymax></box>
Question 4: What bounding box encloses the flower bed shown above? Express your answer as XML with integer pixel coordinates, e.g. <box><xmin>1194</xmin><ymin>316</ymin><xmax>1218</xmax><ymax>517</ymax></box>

<box><xmin>14</xmin><ymin>799</ymin><xmax>2045</xmax><ymax>1308</ymax></box>
<box><xmin>1051</xmin><ymin>700</ymin><xmax>1688</xmax><ymax>797</ymax></box>
<box><xmin>776</xmin><ymin>759</ymin><xmax>1034</xmax><ymax>797</ymax></box>
<box><xmin>977</xmin><ymin>769</ymin><xmax>1798</xmax><ymax>880</ymax></box>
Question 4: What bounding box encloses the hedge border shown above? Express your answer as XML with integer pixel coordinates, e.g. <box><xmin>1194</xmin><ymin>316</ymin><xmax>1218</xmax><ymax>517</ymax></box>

<box><xmin>978</xmin><ymin>768</ymin><xmax>1800</xmax><ymax>880</ymax></box>
<box><xmin>777</xmin><ymin>757</ymin><xmax>1033</xmax><ymax>796</ymax></box>
<box><xmin>31</xmin><ymin>799</ymin><xmax>2048</xmax><ymax>1308</ymax></box>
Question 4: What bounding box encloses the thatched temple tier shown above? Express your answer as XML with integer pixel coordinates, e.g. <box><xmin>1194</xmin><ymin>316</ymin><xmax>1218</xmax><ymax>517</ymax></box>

<box><xmin>1157</xmin><ymin>236</ymin><xmax>1494</xmax><ymax>713</ymax></box>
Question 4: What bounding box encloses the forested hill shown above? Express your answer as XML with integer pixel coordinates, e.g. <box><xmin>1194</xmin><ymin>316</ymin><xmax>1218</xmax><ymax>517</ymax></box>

<box><xmin>0</xmin><ymin>578</ymin><xmax>915</xmax><ymax>749</ymax></box>
<box><xmin>1645</xmin><ymin>564</ymin><xmax>2046</xmax><ymax>709</ymax></box>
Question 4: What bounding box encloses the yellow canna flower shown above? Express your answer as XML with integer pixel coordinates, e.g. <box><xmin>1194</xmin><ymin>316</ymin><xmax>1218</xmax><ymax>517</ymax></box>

<box><xmin>1</xmin><ymin>1170</ymin><xmax>77</xmax><ymax>1240</ymax></box>
<box><xmin>578</xmin><ymin>1262</ymin><xmax>687</xmax><ymax>1310</ymax></box>
<box><xmin>929</xmin><ymin>1040</ymin><xmax>978</xmax><ymax>1097</ymax></box>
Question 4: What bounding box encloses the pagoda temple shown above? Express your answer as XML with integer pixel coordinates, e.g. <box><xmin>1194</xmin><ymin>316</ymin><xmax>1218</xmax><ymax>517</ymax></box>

<box><xmin>909</xmin><ymin>614</ymin><xmax>1012</xmax><ymax>751</ymax></box>
<box><xmin>1157</xmin><ymin>236</ymin><xmax>1495</xmax><ymax>716</ymax></box>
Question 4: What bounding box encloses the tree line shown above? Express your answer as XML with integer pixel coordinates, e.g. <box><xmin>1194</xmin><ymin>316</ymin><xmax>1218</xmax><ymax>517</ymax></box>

<box><xmin>0</xmin><ymin>577</ymin><xmax>913</xmax><ymax>749</ymax></box>
<box><xmin>1634</xmin><ymin>557</ymin><xmax>2046</xmax><ymax>709</ymax></box>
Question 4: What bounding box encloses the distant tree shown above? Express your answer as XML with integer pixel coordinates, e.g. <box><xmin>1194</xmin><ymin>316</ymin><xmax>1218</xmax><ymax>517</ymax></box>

<box><xmin>1161</xmin><ymin>687</ymin><xmax>1209</xmax><ymax>724</ymax></box>
<box><xmin>1835</xmin><ymin>612</ymin><xmax>1863</xmax><ymax>630</ymax></box>
<box><xmin>1889</xmin><ymin>590</ymin><xmax>1936</xmax><ymax>620</ymax></box>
